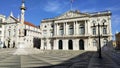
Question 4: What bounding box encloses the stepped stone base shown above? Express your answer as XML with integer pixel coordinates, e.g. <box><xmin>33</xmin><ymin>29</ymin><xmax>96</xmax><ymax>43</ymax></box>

<box><xmin>13</xmin><ymin>42</ymin><xmax>43</xmax><ymax>55</ymax></box>
<box><xmin>13</xmin><ymin>48</ymin><xmax>43</xmax><ymax>55</ymax></box>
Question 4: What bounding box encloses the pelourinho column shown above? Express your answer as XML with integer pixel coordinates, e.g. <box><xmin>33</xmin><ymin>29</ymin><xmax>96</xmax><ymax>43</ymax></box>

<box><xmin>18</xmin><ymin>0</ymin><xmax>26</xmax><ymax>48</ymax></box>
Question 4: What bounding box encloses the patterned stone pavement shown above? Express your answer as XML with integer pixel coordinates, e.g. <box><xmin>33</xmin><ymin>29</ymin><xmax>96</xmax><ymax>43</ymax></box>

<box><xmin>0</xmin><ymin>48</ymin><xmax>120</xmax><ymax>68</ymax></box>
<box><xmin>0</xmin><ymin>48</ymin><xmax>94</xmax><ymax>68</ymax></box>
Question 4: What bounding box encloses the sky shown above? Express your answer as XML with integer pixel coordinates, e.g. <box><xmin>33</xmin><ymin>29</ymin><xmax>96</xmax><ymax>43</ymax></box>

<box><xmin>0</xmin><ymin>0</ymin><xmax>120</xmax><ymax>39</ymax></box>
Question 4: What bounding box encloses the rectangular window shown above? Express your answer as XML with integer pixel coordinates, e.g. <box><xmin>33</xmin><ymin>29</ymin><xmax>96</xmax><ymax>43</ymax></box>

<box><xmin>0</xmin><ymin>19</ymin><xmax>2</xmax><ymax>28</ymax></box>
<box><xmin>24</xmin><ymin>29</ymin><xmax>27</xmax><ymax>36</ymax></box>
<box><xmin>43</xmin><ymin>30</ymin><xmax>47</xmax><ymax>35</ymax></box>
<box><xmin>103</xmin><ymin>27</ymin><xmax>107</xmax><ymax>34</ymax></box>
<box><xmin>59</xmin><ymin>29</ymin><xmax>63</xmax><ymax>35</ymax></box>
<box><xmin>69</xmin><ymin>29</ymin><xmax>74</xmax><ymax>35</ymax></box>
<box><xmin>0</xmin><ymin>31</ymin><xmax>1</xmax><ymax>34</ymax></box>
<box><xmin>93</xmin><ymin>27</ymin><xmax>96</xmax><ymax>35</ymax></box>
<box><xmin>0</xmin><ymin>19</ymin><xmax>2</xmax><ymax>23</ymax></box>
<box><xmin>0</xmin><ymin>24</ymin><xmax>2</xmax><ymax>28</ymax></box>
<box><xmin>80</xmin><ymin>27</ymin><xmax>85</xmax><ymax>35</ymax></box>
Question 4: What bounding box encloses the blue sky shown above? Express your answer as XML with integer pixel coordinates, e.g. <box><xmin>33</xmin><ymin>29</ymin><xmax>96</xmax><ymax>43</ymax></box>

<box><xmin>0</xmin><ymin>0</ymin><xmax>120</xmax><ymax>39</ymax></box>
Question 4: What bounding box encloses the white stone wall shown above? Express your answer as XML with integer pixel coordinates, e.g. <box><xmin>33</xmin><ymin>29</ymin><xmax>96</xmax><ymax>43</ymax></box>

<box><xmin>0</xmin><ymin>15</ymin><xmax>6</xmax><ymax>48</ymax></box>
<box><xmin>3</xmin><ymin>16</ymin><xmax>41</xmax><ymax>48</ymax></box>
<box><xmin>40</xmin><ymin>11</ymin><xmax>112</xmax><ymax>51</ymax></box>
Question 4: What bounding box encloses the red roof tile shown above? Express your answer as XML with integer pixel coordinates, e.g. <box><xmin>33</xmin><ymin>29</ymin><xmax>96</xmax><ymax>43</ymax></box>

<box><xmin>24</xmin><ymin>21</ymin><xmax>36</xmax><ymax>27</ymax></box>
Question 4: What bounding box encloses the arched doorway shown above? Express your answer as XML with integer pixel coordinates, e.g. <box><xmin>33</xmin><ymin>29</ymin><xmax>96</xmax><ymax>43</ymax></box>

<box><xmin>79</xmin><ymin>39</ymin><xmax>84</xmax><ymax>50</ymax></box>
<box><xmin>68</xmin><ymin>40</ymin><xmax>73</xmax><ymax>50</ymax></box>
<box><xmin>58</xmin><ymin>40</ymin><xmax>63</xmax><ymax>49</ymax></box>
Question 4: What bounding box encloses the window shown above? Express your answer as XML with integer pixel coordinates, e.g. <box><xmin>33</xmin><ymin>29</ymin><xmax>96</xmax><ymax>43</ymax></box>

<box><xmin>43</xmin><ymin>30</ymin><xmax>47</xmax><ymax>35</ymax></box>
<box><xmin>102</xmin><ymin>19</ymin><xmax>106</xmax><ymax>23</ymax></box>
<box><xmin>0</xmin><ymin>19</ymin><xmax>2</xmax><ymax>23</ymax></box>
<box><xmin>93</xmin><ymin>39</ymin><xmax>97</xmax><ymax>47</ymax></box>
<box><xmin>79</xmin><ymin>24</ymin><xmax>85</xmax><ymax>35</ymax></box>
<box><xmin>0</xmin><ymin>31</ymin><xmax>1</xmax><ymax>34</ymax></box>
<box><xmin>103</xmin><ymin>27</ymin><xmax>107</xmax><ymax>34</ymax></box>
<box><xmin>93</xmin><ymin>27</ymin><xmax>96</xmax><ymax>35</ymax></box>
<box><xmin>24</xmin><ymin>29</ymin><xmax>27</xmax><ymax>36</ymax></box>
<box><xmin>69</xmin><ymin>24</ymin><xmax>74</xmax><ymax>35</ymax></box>
<box><xmin>103</xmin><ymin>39</ymin><xmax>108</xmax><ymax>46</ymax></box>
<box><xmin>51</xmin><ymin>24</ymin><xmax>54</xmax><ymax>28</ymax></box>
<box><xmin>0</xmin><ymin>24</ymin><xmax>2</xmax><ymax>28</ymax></box>
<box><xmin>51</xmin><ymin>32</ymin><xmax>53</xmax><ymax>36</ymax></box>
<box><xmin>102</xmin><ymin>19</ymin><xmax>107</xmax><ymax>34</ymax></box>
<box><xmin>59</xmin><ymin>25</ymin><xmax>63</xmax><ymax>35</ymax></box>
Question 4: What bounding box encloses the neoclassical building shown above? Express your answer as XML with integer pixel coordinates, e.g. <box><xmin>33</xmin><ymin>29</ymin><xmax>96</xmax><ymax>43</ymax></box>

<box><xmin>0</xmin><ymin>14</ymin><xmax>6</xmax><ymax>48</ymax></box>
<box><xmin>40</xmin><ymin>10</ymin><xmax>112</xmax><ymax>51</ymax></box>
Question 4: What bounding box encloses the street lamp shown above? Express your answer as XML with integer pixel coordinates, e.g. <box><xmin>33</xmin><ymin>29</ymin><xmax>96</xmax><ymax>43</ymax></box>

<box><xmin>98</xmin><ymin>23</ymin><xmax>102</xmax><ymax>58</ymax></box>
<box><xmin>93</xmin><ymin>19</ymin><xmax>104</xmax><ymax>58</ymax></box>
<box><xmin>97</xmin><ymin>19</ymin><xmax>104</xmax><ymax>58</ymax></box>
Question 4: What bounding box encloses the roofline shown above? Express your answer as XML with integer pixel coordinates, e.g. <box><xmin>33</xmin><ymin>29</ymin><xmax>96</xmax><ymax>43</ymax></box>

<box><xmin>41</xmin><ymin>10</ymin><xmax>111</xmax><ymax>22</ymax></box>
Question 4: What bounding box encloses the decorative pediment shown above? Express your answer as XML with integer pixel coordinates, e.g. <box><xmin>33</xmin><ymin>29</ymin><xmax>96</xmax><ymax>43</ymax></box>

<box><xmin>55</xmin><ymin>11</ymin><xmax>88</xmax><ymax>19</ymax></box>
<box><xmin>6</xmin><ymin>16</ymin><xmax>18</xmax><ymax>23</ymax></box>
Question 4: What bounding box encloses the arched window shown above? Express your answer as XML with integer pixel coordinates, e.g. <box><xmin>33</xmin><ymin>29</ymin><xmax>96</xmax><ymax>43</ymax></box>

<box><xmin>59</xmin><ymin>25</ymin><xmax>63</xmax><ymax>35</ymax></box>
<box><xmin>69</xmin><ymin>24</ymin><xmax>74</xmax><ymax>35</ymax></box>
<box><xmin>58</xmin><ymin>40</ymin><xmax>63</xmax><ymax>49</ymax></box>
<box><xmin>79</xmin><ymin>39</ymin><xmax>84</xmax><ymax>50</ymax></box>
<box><xmin>68</xmin><ymin>40</ymin><xmax>73</xmax><ymax>50</ymax></box>
<box><xmin>79</xmin><ymin>24</ymin><xmax>85</xmax><ymax>35</ymax></box>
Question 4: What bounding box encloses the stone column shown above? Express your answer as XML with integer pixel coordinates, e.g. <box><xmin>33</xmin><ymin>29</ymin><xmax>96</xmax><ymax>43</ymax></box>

<box><xmin>85</xmin><ymin>20</ymin><xmax>88</xmax><ymax>35</ymax></box>
<box><xmin>54</xmin><ymin>23</ymin><xmax>56</xmax><ymax>36</ymax></box>
<box><xmin>74</xmin><ymin>21</ymin><xmax>76</xmax><ymax>35</ymax></box>
<box><xmin>56</xmin><ymin>23</ymin><xmax>58</xmax><ymax>36</ymax></box>
<box><xmin>66</xmin><ymin>22</ymin><xmax>68</xmax><ymax>35</ymax></box>
<box><xmin>76</xmin><ymin>21</ymin><xmax>78</xmax><ymax>35</ymax></box>
<box><xmin>64</xmin><ymin>23</ymin><xmax>66</xmax><ymax>35</ymax></box>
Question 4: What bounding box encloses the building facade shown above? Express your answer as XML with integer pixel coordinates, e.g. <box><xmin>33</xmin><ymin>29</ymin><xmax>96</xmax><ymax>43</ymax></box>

<box><xmin>0</xmin><ymin>14</ymin><xmax>6</xmax><ymax>48</ymax></box>
<box><xmin>4</xmin><ymin>15</ymin><xmax>41</xmax><ymax>48</ymax></box>
<box><xmin>40</xmin><ymin>10</ymin><xmax>112</xmax><ymax>51</ymax></box>
<box><xmin>2</xmin><ymin>1</ymin><xmax>41</xmax><ymax>49</ymax></box>
<box><xmin>115</xmin><ymin>32</ymin><xmax>120</xmax><ymax>49</ymax></box>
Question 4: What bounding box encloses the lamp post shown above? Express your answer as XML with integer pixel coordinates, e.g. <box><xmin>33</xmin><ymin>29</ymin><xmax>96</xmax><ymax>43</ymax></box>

<box><xmin>98</xmin><ymin>23</ymin><xmax>102</xmax><ymax>58</ymax></box>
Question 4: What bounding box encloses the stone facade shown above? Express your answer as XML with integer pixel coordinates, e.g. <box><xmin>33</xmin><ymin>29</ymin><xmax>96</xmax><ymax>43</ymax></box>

<box><xmin>0</xmin><ymin>15</ymin><xmax>6</xmax><ymax>48</ymax></box>
<box><xmin>40</xmin><ymin>10</ymin><xmax>112</xmax><ymax>51</ymax></box>
<box><xmin>1</xmin><ymin>1</ymin><xmax>41</xmax><ymax>49</ymax></box>
<box><xmin>115</xmin><ymin>32</ymin><xmax>120</xmax><ymax>49</ymax></box>
<box><xmin>3</xmin><ymin>15</ymin><xmax>41</xmax><ymax>48</ymax></box>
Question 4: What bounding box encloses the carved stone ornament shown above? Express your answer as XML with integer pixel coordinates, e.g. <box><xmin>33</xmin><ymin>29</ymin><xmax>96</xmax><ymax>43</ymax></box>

<box><xmin>55</xmin><ymin>11</ymin><xmax>87</xmax><ymax>19</ymax></box>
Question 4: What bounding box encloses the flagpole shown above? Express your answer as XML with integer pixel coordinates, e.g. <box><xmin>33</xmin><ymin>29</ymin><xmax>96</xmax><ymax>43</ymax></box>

<box><xmin>70</xmin><ymin>0</ymin><xmax>73</xmax><ymax>11</ymax></box>
<box><xmin>70</xmin><ymin>1</ymin><xmax>72</xmax><ymax>11</ymax></box>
